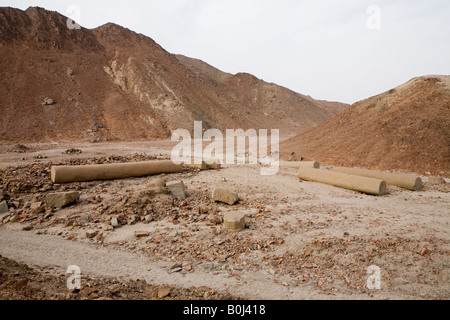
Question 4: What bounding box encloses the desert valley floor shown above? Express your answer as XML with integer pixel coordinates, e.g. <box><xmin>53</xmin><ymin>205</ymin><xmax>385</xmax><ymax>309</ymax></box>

<box><xmin>0</xmin><ymin>141</ymin><xmax>448</xmax><ymax>300</ymax></box>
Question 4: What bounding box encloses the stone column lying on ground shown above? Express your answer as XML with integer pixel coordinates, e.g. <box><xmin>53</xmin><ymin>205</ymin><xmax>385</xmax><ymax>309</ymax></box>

<box><xmin>298</xmin><ymin>167</ymin><xmax>387</xmax><ymax>196</ymax></box>
<box><xmin>280</xmin><ymin>161</ymin><xmax>320</xmax><ymax>169</ymax></box>
<box><xmin>51</xmin><ymin>161</ymin><xmax>183</xmax><ymax>183</ymax></box>
<box><xmin>332</xmin><ymin>166</ymin><xmax>423</xmax><ymax>191</ymax></box>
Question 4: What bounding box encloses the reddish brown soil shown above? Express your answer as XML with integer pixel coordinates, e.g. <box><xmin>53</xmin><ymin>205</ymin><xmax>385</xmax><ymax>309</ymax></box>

<box><xmin>281</xmin><ymin>76</ymin><xmax>450</xmax><ymax>176</ymax></box>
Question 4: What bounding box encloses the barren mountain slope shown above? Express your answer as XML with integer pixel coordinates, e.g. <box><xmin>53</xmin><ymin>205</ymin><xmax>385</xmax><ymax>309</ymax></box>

<box><xmin>0</xmin><ymin>7</ymin><xmax>348</xmax><ymax>143</ymax></box>
<box><xmin>281</xmin><ymin>75</ymin><xmax>450</xmax><ymax>176</ymax></box>
<box><xmin>0</xmin><ymin>7</ymin><xmax>170</xmax><ymax>142</ymax></box>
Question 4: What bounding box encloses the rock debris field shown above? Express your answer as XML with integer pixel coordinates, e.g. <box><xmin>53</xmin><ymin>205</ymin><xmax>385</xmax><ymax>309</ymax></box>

<box><xmin>0</xmin><ymin>142</ymin><xmax>449</xmax><ymax>300</ymax></box>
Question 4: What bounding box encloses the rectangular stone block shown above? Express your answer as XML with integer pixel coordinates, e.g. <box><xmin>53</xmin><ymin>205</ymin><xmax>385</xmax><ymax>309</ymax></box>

<box><xmin>0</xmin><ymin>201</ymin><xmax>8</xmax><ymax>215</ymax></box>
<box><xmin>166</xmin><ymin>181</ymin><xmax>186</xmax><ymax>200</ymax></box>
<box><xmin>223</xmin><ymin>212</ymin><xmax>246</xmax><ymax>231</ymax></box>
<box><xmin>45</xmin><ymin>192</ymin><xmax>80</xmax><ymax>209</ymax></box>
<box><xmin>212</xmin><ymin>188</ymin><xmax>239</xmax><ymax>205</ymax></box>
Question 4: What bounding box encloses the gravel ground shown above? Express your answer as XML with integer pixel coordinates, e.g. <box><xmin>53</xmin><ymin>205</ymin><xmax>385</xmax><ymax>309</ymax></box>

<box><xmin>0</xmin><ymin>142</ymin><xmax>449</xmax><ymax>300</ymax></box>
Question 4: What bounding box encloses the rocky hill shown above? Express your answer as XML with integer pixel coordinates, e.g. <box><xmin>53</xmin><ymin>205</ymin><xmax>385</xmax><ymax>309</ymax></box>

<box><xmin>281</xmin><ymin>75</ymin><xmax>450</xmax><ymax>176</ymax></box>
<box><xmin>0</xmin><ymin>6</ymin><xmax>347</xmax><ymax>143</ymax></box>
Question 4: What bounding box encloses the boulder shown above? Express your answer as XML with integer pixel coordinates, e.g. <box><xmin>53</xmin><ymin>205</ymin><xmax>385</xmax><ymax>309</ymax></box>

<box><xmin>429</xmin><ymin>177</ymin><xmax>445</xmax><ymax>185</ymax></box>
<box><xmin>0</xmin><ymin>201</ymin><xmax>8</xmax><ymax>215</ymax></box>
<box><xmin>166</xmin><ymin>181</ymin><xmax>186</xmax><ymax>200</ymax></box>
<box><xmin>45</xmin><ymin>192</ymin><xmax>80</xmax><ymax>208</ymax></box>
<box><xmin>223</xmin><ymin>212</ymin><xmax>246</xmax><ymax>231</ymax></box>
<box><xmin>212</xmin><ymin>188</ymin><xmax>239</xmax><ymax>205</ymax></box>
<box><xmin>42</xmin><ymin>98</ymin><xmax>55</xmax><ymax>106</ymax></box>
<box><xmin>146</xmin><ymin>179</ymin><xmax>169</xmax><ymax>195</ymax></box>
<box><xmin>111</xmin><ymin>216</ymin><xmax>120</xmax><ymax>228</ymax></box>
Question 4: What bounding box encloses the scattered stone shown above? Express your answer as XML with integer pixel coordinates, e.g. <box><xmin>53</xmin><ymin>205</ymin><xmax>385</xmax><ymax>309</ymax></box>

<box><xmin>80</xmin><ymin>287</ymin><xmax>99</xmax><ymax>299</ymax></box>
<box><xmin>8</xmin><ymin>144</ymin><xmax>32</xmax><ymax>154</ymax></box>
<box><xmin>63</xmin><ymin>149</ymin><xmax>82</xmax><ymax>155</ymax></box>
<box><xmin>198</xmin><ymin>206</ymin><xmax>209</xmax><ymax>215</ymax></box>
<box><xmin>395</xmin><ymin>278</ymin><xmax>409</xmax><ymax>286</ymax></box>
<box><xmin>0</xmin><ymin>201</ymin><xmax>8</xmax><ymax>215</ymax></box>
<box><xmin>205</xmin><ymin>159</ymin><xmax>222</xmax><ymax>170</ymax></box>
<box><xmin>67</xmin><ymin>68</ymin><xmax>75</xmax><ymax>76</ymax></box>
<box><xmin>146</xmin><ymin>179</ymin><xmax>169</xmax><ymax>196</ymax></box>
<box><xmin>22</xmin><ymin>224</ymin><xmax>33</xmax><ymax>231</ymax></box>
<box><xmin>42</xmin><ymin>97</ymin><xmax>55</xmax><ymax>106</ymax></box>
<box><xmin>13</xmin><ymin>279</ymin><xmax>28</xmax><ymax>290</ymax></box>
<box><xmin>44</xmin><ymin>212</ymin><xmax>54</xmax><ymax>220</ymax></box>
<box><xmin>111</xmin><ymin>216</ymin><xmax>120</xmax><ymax>228</ymax></box>
<box><xmin>135</xmin><ymin>231</ymin><xmax>150</xmax><ymax>239</ymax></box>
<box><xmin>223</xmin><ymin>212</ymin><xmax>246</xmax><ymax>231</ymax></box>
<box><xmin>420</xmin><ymin>247</ymin><xmax>430</xmax><ymax>256</ymax></box>
<box><xmin>184</xmin><ymin>264</ymin><xmax>192</xmax><ymax>272</ymax></box>
<box><xmin>166</xmin><ymin>181</ymin><xmax>186</xmax><ymax>200</ymax></box>
<box><xmin>86</xmin><ymin>231</ymin><xmax>99</xmax><ymax>239</ymax></box>
<box><xmin>33</xmin><ymin>205</ymin><xmax>46</xmax><ymax>214</ymax></box>
<box><xmin>212</xmin><ymin>188</ymin><xmax>239</xmax><ymax>205</ymax></box>
<box><xmin>156</xmin><ymin>287</ymin><xmax>171</xmax><ymax>299</ymax></box>
<box><xmin>8</xmin><ymin>214</ymin><xmax>19</xmax><ymax>223</ymax></box>
<box><xmin>127</xmin><ymin>215</ymin><xmax>138</xmax><ymax>225</ymax></box>
<box><xmin>169</xmin><ymin>263</ymin><xmax>183</xmax><ymax>272</ymax></box>
<box><xmin>45</xmin><ymin>192</ymin><xmax>80</xmax><ymax>209</ymax></box>
<box><xmin>318</xmin><ymin>278</ymin><xmax>325</xmax><ymax>287</ymax></box>
<box><xmin>30</xmin><ymin>202</ymin><xmax>43</xmax><ymax>211</ymax></box>
<box><xmin>210</xmin><ymin>216</ymin><xmax>223</xmax><ymax>225</ymax></box>
<box><xmin>429</xmin><ymin>177</ymin><xmax>445</xmax><ymax>185</ymax></box>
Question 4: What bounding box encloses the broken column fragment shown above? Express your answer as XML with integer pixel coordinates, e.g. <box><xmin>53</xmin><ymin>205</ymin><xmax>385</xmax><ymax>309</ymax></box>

<box><xmin>428</xmin><ymin>177</ymin><xmax>445</xmax><ymax>185</ymax></box>
<box><xmin>166</xmin><ymin>181</ymin><xmax>186</xmax><ymax>200</ymax></box>
<box><xmin>212</xmin><ymin>188</ymin><xmax>239</xmax><ymax>205</ymax></box>
<box><xmin>280</xmin><ymin>161</ymin><xmax>320</xmax><ymax>169</ymax></box>
<box><xmin>146</xmin><ymin>179</ymin><xmax>170</xmax><ymax>195</ymax></box>
<box><xmin>45</xmin><ymin>192</ymin><xmax>80</xmax><ymax>208</ymax></box>
<box><xmin>298</xmin><ymin>167</ymin><xmax>387</xmax><ymax>196</ymax></box>
<box><xmin>51</xmin><ymin>161</ymin><xmax>182</xmax><ymax>183</ymax></box>
<box><xmin>332</xmin><ymin>166</ymin><xmax>423</xmax><ymax>191</ymax></box>
<box><xmin>223</xmin><ymin>212</ymin><xmax>246</xmax><ymax>231</ymax></box>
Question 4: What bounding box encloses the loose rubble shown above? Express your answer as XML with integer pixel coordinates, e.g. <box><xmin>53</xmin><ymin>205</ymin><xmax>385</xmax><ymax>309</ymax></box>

<box><xmin>0</xmin><ymin>152</ymin><xmax>448</xmax><ymax>300</ymax></box>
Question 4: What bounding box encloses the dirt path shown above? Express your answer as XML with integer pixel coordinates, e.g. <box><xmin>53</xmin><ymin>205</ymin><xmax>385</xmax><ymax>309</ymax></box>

<box><xmin>0</xmin><ymin>225</ymin><xmax>366</xmax><ymax>300</ymax></box>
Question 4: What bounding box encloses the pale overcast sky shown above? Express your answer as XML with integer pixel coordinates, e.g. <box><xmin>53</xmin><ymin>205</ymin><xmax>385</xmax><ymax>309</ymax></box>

<box><xmin>1</xmin><ymin>0</ymin><xmax>449</xmax><ymax>103</ymax></box>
